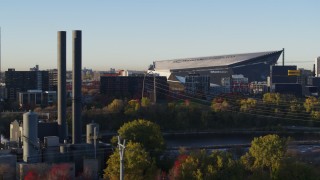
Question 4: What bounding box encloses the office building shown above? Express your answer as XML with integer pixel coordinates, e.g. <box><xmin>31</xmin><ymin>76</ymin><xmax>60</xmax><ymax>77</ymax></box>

<box><xmin>48</xmin><ymin>69</ymin><xmax>58</xmax><ymax>91</ymax></box>
<box><xmin>18</xmin><ymin>90</ymin><xmax>57</xmax><ymax>108</ymax></box>
<box><xmin>5</xmin><ymin>68</ymin><xmax>49</xmax><ymax>101</ymax></box>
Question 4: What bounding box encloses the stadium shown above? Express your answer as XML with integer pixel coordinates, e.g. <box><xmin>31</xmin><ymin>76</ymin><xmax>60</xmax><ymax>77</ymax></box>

<box><xmin>151</xmin><ymin>50</ymin><xmax>283</xmax><ymax>85</ymax></box>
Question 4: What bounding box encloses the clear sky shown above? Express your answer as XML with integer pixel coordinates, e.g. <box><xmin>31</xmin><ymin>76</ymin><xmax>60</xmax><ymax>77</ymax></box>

<box><xmin>0</xmin><ymin>0</ymin><xmax>319</xmax><ymax>71</ymax></box>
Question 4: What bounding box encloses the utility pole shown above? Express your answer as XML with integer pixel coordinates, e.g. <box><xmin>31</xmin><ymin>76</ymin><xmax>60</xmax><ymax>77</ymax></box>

<box><xmin>0</xmin><ymin>27</ymin><xmax>2</xmax><ymax>82</ymax></box>
<box><xmin>118</xmin><ymin>136</ymin><xmax>126</xmax><ymax>180</ymax></box>
<box><xmin>153</xmin><ymin>75</ymin><xmax>156</xmax><ymax>103</ymax></box>
<box><xmin>93</xmin><ymin>127</ymin><xmax>97</xmax><ymax>159</ymax></box>
<box><xmin>142</xmin><ymin>73</ymin><xmax>146</xmax><ymax>98</ymax></box>
<box><xmin>282</xmin><ymin>48</ymin><xmax>285</xmax><ymax>66</ymax></box>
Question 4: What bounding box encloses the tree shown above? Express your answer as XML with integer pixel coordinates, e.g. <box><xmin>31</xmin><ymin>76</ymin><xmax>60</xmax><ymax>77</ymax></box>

<box><xmin>141</xmin><ymin>97</ymin><xmax>151</xmax><ymax>107</ymax></box>
<box><xmin>274</xmin><ymin>160</ymin><xmax>319</xmax><ymax>180</ymax></box>
<box><xmin>304</xmin><ymin>96</ymin><xmax>319</xmax><ymax>113</ymax></box>
<box><xmin>124</xmin><ymin>99</ymin><xmax>140</xmax><ymax>115</ymax></box>
<box><xmin>311</xmin><ymin>110</ymin><xmax>320</xmax><ymax>120</ymax></box>
<box><xmin>211</xmin><ymin>98</ymin><xmax>229</xmax><ymax>112</ymax></box>
<box><xmin>289</xmin><ymin>99</ymin><xmax>302</xmax><ymax>112</ymax></box>
<box><xmin>262</xmin><ymin>93</ymin><xmax>281</xmax><ymax>109</ymax></box>
<box><xmin>104</xmin><ymin>99</ymin><xmax>124</xmax><ymax>113</ymax></box>
<box><xmin>104</xmin><ymin>142</ymin><xmax>157</xmax><ymax>180</ymax></box>
<box><xmin>240</xmin><ymin>98</ymin><xmax>257</xmax><ymax>112</ymax></box>
<box><xmin>111</xmin><ymin>119</ymin><xmax>165</xmax><ymax>157</ymax></box>
<box><xmin>241</xmin><ymin>134</ymin><xmax>287</xmax><ymax>174</ymax></box>
<box><xmin>169</xmin><ymin>150</ymin><xmax>245</xmax><ymax>180</ymax></box>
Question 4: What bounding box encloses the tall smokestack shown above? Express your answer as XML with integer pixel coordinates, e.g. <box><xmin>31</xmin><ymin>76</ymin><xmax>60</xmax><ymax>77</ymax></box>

<box><xmin>72</xmin><ymin>30</ymin><xmax>82</xmax><ymax>144</ymax></box>
<box><xmin>57</xmin><ymin>31</ymin><xmax>67</xmax><ymax>141</ymax></box>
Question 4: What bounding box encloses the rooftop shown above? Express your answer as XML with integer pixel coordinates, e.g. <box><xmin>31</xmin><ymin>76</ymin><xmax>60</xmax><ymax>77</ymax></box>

<box><xmin>154</xmin><ymin>50</ymin><xmax>282</xmax><ymax>70</ymax></box>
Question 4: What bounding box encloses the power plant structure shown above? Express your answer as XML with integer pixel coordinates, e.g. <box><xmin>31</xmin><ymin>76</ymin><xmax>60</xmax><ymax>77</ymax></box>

<box><xmin>72</xmin><ymin>30</ymin><xmax>82</xmax><ymax>144</ymax></box>
<box><xmin>0</xmin><ymin>30</ymin><xmax>111</xmax><ymax>179</ymax></box>
<box><xmin>22</xmin><ymin>111</ymin><xmax>39</xmax><ymax>163</ymax></box>
<box><xmin>57</xmin><ymin>31</ymin><xmax>67</xmax><ymax>142</ymax></box>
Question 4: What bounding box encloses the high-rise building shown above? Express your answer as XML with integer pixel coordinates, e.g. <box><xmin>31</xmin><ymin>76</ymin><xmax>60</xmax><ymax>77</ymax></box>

<box><xmin>48</xmin><ymin>69</ymin><xmax>58</xmax><ymax>91</ymax></box>
<box><xmin>5</xmin><ymin>68</ymin><xmax>49</xmax><ymax>101</ymax></box>
<box><xmin>315</xmin><ymin>57</ymin><xmax>320</xmax><ymax>77</ymax></box>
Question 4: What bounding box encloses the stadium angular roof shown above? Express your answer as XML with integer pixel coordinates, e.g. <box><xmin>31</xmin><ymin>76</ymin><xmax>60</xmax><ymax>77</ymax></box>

<box><xmin>154</xmin><ymin>50</ymin><xmax>282</xmax><ymax>70</ymax></box>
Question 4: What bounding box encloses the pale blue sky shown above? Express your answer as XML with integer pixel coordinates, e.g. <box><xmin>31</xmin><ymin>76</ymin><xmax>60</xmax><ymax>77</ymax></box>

<box><xmin>0</xmin><ymin>0</ymin><xmax>319</xmax><ymax>71</ymax></box>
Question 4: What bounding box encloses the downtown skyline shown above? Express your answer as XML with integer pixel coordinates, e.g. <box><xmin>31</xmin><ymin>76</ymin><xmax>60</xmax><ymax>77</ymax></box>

<box><xmin>0</xmin><ymin>0</ymin><xmax>319</xmax><ymax>71</ymax></box>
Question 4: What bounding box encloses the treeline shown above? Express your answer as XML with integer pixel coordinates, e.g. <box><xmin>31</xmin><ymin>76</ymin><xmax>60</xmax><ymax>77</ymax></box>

<box><xmin>3</xmin><ymin>93</ymin><xmax>320</xmax><ymax>138</ymax></box>
<box><xmin>80</xmin><ymin>93</ymin><xmax>320</xmax><ymax>133</ymax></box>
<box><xmin>103</xmin><ymin>120</ymin><xmax>320</xmax><ymax>180</ymax></box>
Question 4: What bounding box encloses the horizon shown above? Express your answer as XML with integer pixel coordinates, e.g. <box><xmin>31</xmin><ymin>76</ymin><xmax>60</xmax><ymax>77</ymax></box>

<box><xmin>0</xmin><ymin>1</ymin><xmax>319</xmax><ymax>71</ymax></box>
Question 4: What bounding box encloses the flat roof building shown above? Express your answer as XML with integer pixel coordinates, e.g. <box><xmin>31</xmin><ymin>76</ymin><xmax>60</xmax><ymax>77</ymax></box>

<box><xmin>5</xmin><ymin>68</ymin><xmax>49</xmax><ymax>101</ymax></box>
<box><xmin>100</xmin><ymin>76</ymin><xmax>168</xmax><ymax>101</ymax></box>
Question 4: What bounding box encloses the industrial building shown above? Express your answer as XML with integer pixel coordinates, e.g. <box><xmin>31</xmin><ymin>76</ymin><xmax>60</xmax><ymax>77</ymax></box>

<box><xmin>0</xmin><ymin>30</ymin><xmax>111</xmax><ymax>179</ymax></box>
<box><xmin>151</xmin><ymin>50</ymin><xmax>283</xmax><ymax>86</ymax></box>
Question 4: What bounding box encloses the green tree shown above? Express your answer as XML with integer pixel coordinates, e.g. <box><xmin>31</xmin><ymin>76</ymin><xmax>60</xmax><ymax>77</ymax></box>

<box><xmin>263</xmin><ymin>93</ymin><xmax>281</xmax><ymax>106</ymax></box>
<box><xmin>241</xmin><ymin>134</ymin><xmax>287</xmax><ymax>175</ymax></box>
<box><xmin>111</xmin><ymin>119</ymin><xmax>165</xmax><ymax>157</ymax></box>
<box><xmin>141</xmin><ymin>97</ymin><xmax>151</xmax><ymax>107</ymax></box>
<box><xmin>170</xmin><ymin>150</ymin><xmax>245</xmax><ymax>180</ymax></box>
<box><xmin>304</xmin><ymin>96</ymin><xmax>319</xmax><ymax>113</ymax></box>
<box><xmin>289</xmin><ymin>99</ymin><xmax>302</xmax><ymax>112</ymax></box>
<box><xmin>211</xmin><ymin>98</ymin><xmax>229</xmax><ymax>112</ymax></box>
<box><xmin>124</xmin><ymin>99</ymin><xmax>140</xmax><ymax>115</ymax></box>
<box><xmin>311</xmin><ymin>110</ymin><xmax>320</xmax><ymax>120</ymax></box>
<box><xmin>240</xmin><ymin>98</ymin><xmax>257</xmax><ymax>112</ymax></box>
<box><xmin>104</xmin><ymin>142</ymin><xmax>157</xmax><ymax>180</ymax></box>
<box><xmin>274</xmin><ymin>160</ymin><xmax>319</xmax><ymax>180</ymax></box>
<box><xmin>104</xmin><ymin>99</ymin><xmax>124</xmax><ymax>113</ymax></box>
